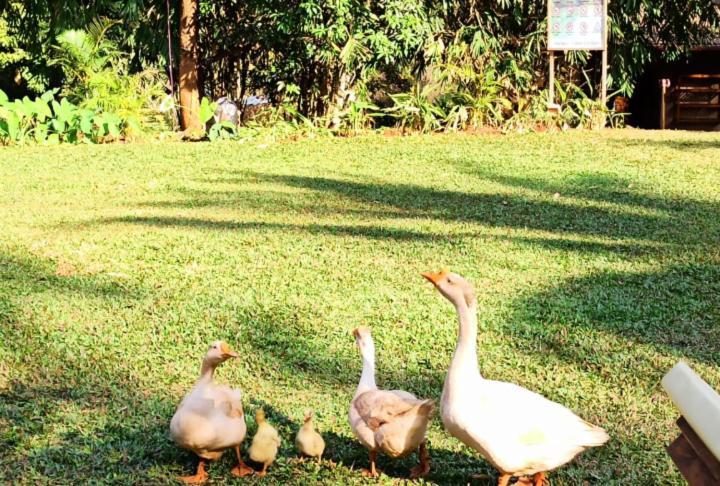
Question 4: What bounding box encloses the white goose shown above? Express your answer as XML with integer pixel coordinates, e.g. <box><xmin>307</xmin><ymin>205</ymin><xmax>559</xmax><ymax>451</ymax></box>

<box><xmin>422</xmin><ymin>270</ymin><xmax>609</xmax><ymax>486</ymax></box>
<box><xmin>348</xmin><ymin>326</ymin><xmax>434</xmax><ymax>478</ymax></box>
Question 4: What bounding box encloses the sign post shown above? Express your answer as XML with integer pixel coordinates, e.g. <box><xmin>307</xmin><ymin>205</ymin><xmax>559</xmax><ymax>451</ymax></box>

<box><xmin>547</xmin><ymin>0</ymin><xmax>608</xmax><ymax>109</ymax></box>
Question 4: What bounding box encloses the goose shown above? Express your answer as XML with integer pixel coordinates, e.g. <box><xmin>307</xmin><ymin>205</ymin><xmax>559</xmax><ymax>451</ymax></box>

<box><xmin>170</xmin><ymin>341</ymin><xmax>253</xmax><ymax>483</ymax></box>
<box><xmin>422</xmin><ymin>270</ymin><xmax>609</xmax><ymax>486</ymax></box>
<box><xmin>348</xmin><ymin>326</ymin><xmax>434</xmax><ymax>478</ymax></box>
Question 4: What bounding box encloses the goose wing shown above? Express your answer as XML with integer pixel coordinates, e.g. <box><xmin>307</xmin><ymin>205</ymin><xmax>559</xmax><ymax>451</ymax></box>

<box><xmin>353</xmin><ymin>390</ymin><xmax>428</xmax><ymax>431</ymax></box>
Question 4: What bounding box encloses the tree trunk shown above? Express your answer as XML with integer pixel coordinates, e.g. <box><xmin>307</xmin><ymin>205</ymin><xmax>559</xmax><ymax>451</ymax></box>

<box><xmin>179</xmin><ymin>0</ymin><xmax>202</xmax><ymax>132</ymax></box>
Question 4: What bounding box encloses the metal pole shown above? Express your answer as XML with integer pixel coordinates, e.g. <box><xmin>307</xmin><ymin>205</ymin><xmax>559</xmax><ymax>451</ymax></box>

<box><xmin>601</xmin><ymin>49</ymin><xmax>607</xmax><ymax>106</ymax></box>
<box><xmin>660</xmin><ymin>80</ymin><xmax>666</xmax><ymax>129</ymax></box>
<box><xmin>601</xmin><ymin>0</ymin><xmax>608</xmax><ymax>106</ymax></box>
<box><xmin>549</xmin><ymin>51</ymin><xmax>555</xmax><ymax>106</ymax></box>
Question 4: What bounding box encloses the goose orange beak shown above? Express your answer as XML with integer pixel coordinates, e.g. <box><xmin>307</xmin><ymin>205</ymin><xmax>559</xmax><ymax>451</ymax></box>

<box><xmin>352</xmin><ymin>326</ymin><xmax>370</xmax><ymax>339</ymax></box>
<box><xmin>220</xmin><ymin>341</ymin><xmax>239</xmax><ymax>358</ymax></box>
<box><xmin>421</xmin><ymin>270</ymin><xmax>447</xmax><ymax>284</ymax></box>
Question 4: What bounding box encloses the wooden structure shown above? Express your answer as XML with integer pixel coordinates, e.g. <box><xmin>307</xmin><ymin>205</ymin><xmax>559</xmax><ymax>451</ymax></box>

<box><xmin>666</xmin><ymin>74</ymin><xmax>720</xmax><ymax>129</ymax></box>
<box><xmin>662</xmin><ymin>362</ymin><xmax>720</xmax><ymax>485</ymax></box>
<box><xmin>630</xmin><ymin>41</ymin><xmax>720</xmax><ymax>130</ymax></box>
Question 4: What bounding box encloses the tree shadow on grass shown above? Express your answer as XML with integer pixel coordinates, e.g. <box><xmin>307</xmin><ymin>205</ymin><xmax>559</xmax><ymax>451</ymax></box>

<box><xmin>0</xmin><ymin>382</ymin><xmax>177</xmax><ymax>483</ymax></box>
<box><xmin>67</xmin><ymin>163</ymin><xmax>720</xmax><ymax>256</ymax></box>
<box><xmin>0</xmin><ymin>251</ymin><xmax>180</xmax><ymax>483</ymax></box>
<box><xmin>607</xmin><ymin>137</ymin><xmax>720</xmax><ymax>152</ymax></box>
<box><xmin>213</xmin><ymin>171</ymin><xmax>718</xmax><ymax>247</ymax></box>
<box><xmin>245</xmin><ymin>399</ymin><xmax>494</xmax><ymax>485</ymax></box>
<box><xmin>99</xmin><ymin>215</ymin><xmax>467</xmax><ymax>243</ymax></box>
<box><xmin>460</xmin><ymin>167</ymin><xmax>720</xmax><ymax>223</ymax></box>
<box><xmin>500</xmin><ymin>262</ymin><xmax>720</xmax><ymax>384</ymax></box>
<box><xmin>235</xmin><ymin>302</ymin><xmax>444</xmax><ymax>401</ymax></box>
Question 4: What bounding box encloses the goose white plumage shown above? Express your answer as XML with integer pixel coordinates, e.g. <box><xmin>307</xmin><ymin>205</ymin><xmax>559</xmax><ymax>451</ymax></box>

<box><xmin>348</xmin><ymin>326</ymin><xmax>434</xmax><ymax>478</ymax></box>
<box><xmin>170</xmin><ymin>341</ymin><xmax>253</xmax><ymax>483</ymax></box>
<box><xmin>422</xmin><ymin>270</ymin><xmax>609</xmax><ymax>486</ymax></box>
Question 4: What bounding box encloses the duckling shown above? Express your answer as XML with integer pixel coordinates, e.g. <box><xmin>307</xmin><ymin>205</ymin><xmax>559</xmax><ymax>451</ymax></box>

<box><xmin>295</xmin><ymin>410</ymin><xmax>325</xmax><ymax>462</ymax></box>
<box><xmin>170</xmin><ymin>341</ymin><xmax>253</xmax><ymax>483</ymax></box>
<box><xmin>249</xmin><ymin>409</ymin><xmax>281</xmax><ymax>477</ymax></box>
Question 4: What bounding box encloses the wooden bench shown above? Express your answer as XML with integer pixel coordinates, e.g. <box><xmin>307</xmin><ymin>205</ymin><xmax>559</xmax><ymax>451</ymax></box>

<box><xmin>662</xmin><ymin>362</ymin><xmax>720</xmax><ymax>485</ymax></box>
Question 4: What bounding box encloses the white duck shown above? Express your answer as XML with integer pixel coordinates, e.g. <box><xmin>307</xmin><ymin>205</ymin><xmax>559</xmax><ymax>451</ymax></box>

<box><xmin>422</xmin><ymin>270</ymin><xmax>609</xmax><ymax>486</ymax></box>
<box><xmin>348</xmin><ymin>326</ymin><xmax>434</xmax><ymax>478</ymax></box>
<box><xmin>170</xmin><ymin>341</ymin><xmax>254</xmax><ymax>483</ymax></box>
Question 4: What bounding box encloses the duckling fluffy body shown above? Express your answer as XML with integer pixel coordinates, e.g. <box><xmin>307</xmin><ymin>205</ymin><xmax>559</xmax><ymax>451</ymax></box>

<box><xmin>295</xmin><ymin>410</ymin><xmax>325</xmax><ymax>461</ymax></box>
<box><xmin>249</xmin><ymin>409</ymin><xmax>281</xmax><ymax>476</ymax></box>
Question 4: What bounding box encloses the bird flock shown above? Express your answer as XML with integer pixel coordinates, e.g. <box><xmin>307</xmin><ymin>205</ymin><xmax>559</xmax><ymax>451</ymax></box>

<box><xmin>170</xmin><ymin>271</ymin><xmax>609</xmax><ymax>484</ymax></box>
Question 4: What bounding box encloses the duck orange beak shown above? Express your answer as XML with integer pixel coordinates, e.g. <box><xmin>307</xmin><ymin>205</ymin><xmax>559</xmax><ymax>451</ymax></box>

<box><xmin>421</xmin><ymin>270</ymin><xmax>447</xmax><ymax>285</ymax></box>
<box><xmin>220</xmin><ymin>341</ymin><xmax>239</xmax><ymax>358</ymax></box>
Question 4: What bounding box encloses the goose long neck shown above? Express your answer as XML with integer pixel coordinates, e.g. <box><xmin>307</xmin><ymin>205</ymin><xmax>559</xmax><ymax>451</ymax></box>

<box><xmin>199</xmin><ymin>358</ymin><xmax>216</xmax><ymax>384</ymax></box>
<box><xmin>449</xmin><ymin>299</ymin><xmax>481</xmax><ymax>379</ymax></box>
<box><xmin>355</xmin><ymin>345</ymin><xmax>377</xmax><ymax>397</ymax></box>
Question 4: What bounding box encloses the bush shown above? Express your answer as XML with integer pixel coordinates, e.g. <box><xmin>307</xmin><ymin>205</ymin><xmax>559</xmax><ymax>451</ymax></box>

<box><xmin>49</xmin><ymin>20</ymin><xmax>174</xmax><ymax>133</ymax></box>
<box><xmin>0</xmin><ymin>88</ymin><xmax>137</xmax><ymax>145</ymax></box>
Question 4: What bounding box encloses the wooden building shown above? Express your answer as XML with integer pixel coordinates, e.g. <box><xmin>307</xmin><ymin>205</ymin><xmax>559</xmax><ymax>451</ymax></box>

<box><xmin>629</xmin><ymin>41</ymin><xmax>720</xmax><ymax>130</ymax></box>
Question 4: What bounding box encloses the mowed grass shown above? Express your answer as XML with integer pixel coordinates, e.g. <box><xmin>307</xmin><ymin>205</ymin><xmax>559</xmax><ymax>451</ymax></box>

<box><xmin>1</xmin><ymin>130</ymin><xmax>719</xmax><ymax>485</ymax></box>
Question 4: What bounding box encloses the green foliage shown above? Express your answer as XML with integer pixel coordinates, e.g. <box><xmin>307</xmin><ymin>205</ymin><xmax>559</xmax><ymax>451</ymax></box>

<box><xmin>198</xmin><ymin>0</ymin><xmax>441</xmax><ymax>118</ymax></box>
<box><xmin>207</xmin><ymin>120</ymin><xmax>237</xmax><ymax>141</ymax></box>
<box><xmin>385</xmin><ymin>85</ymin><xmax>445</xmax><ymax>133</ymax></box>
<box><xmin>0</xmin><ymin>0</ymin><xmax>174</xmax><ymax>96</ymax></box>
<box><xmin>336</xmin><ymin>96</ymin><xmax>382</xmax><ymax>135</ymax></box>
<box><xmin>198</xmin><ymin>97</ymin><xmax>217</xmax><ymax>126</ymax></box>
<box><xmin>0</xmin><ymin>88</ymin><xmax>133</xmax><ymax>145</ymax></box>
<box><xmin>3</xmin><ymin>0</ymin><xmax>717</xmax><ymax>132</ymax></box>
<box><xmin>48</xmin><ymin>21</ymin><xmax>173</xmax><ymax>133</ymax></box>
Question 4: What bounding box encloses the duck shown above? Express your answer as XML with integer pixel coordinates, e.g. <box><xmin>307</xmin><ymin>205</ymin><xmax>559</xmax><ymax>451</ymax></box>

<box><xmin>248</xmin><ymin>408</ymin><xmax>281</xmax><ymax>477</ymax></box>
<box><xmin>348</xmin><ymin>326</ymin><xmax>434</xmax><ymax>478</ymax></box>
<box><xmin>422</xmin><ymin>270</ymin><xmax>609</xmax><ymax>486</ymax></box>
<box><xmin>170</xmin><ymin>340</ymin><xmax>254</xmax><ymax>483</ymax></box>
<box><xmin>295</xmin><ymin>410</ymin><xmax>325</xmax><ymax>462</ymax></box>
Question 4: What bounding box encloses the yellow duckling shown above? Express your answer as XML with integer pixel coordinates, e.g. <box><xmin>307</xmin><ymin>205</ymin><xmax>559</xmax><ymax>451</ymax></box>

<box><xmin>249</xmin><ymin>409</ymin><xmax>281</xmax><ymax>477</ymax></box>
<box><xmin>295</xmin><ymin>410</ymin><xmax>325</xmax><ymax>462</ymax></box>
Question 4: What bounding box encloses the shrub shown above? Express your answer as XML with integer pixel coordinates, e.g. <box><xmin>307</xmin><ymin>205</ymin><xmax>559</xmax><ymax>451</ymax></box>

<box><xmin>49</xmin><ymin>20</ymin><xmax>174</xmax><ymax>133</ymax></box>
<box><xmin>0</xmin><ymin>88</ymin><xmax>136</xmax><ymax>145</ymax></box>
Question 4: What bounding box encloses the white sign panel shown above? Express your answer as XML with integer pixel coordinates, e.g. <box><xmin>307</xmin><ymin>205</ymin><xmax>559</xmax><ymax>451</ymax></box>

<box><xmin>548</xmin><ymin>0</ymin><xmax>606</xmax><ymax>50</ymax></box>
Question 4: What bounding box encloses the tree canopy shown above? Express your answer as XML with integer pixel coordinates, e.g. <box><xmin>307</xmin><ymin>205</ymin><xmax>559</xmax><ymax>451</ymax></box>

<box><xmin>1</xmin><ymin>0</ymin><xmax>719</xmax><ymax>115</ymax></box>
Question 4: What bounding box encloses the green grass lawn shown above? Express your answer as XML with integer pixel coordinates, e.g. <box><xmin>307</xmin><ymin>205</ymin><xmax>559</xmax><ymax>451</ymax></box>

<box><xmin>1</xmin><ymin>130</ymin><xmax>719</xmax><ymax>484</ymax></box>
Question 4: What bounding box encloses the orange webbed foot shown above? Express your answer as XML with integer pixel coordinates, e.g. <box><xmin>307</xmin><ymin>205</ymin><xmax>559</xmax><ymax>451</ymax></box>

<box><xmin>177</xmin><ymin>472</ymin><xmax>208</xmax><ymax>484</ymax></box>
<box><xmin>361</xmin><ymin>468</ymin><xmax>379</xmax><ymax>477</ymax></box>
<box><xmin>231</xmin><ymin>463</ymin><xmax>254</xmax><ymax>477</ymax></box>
<box><xmin>178</xmin><ymin>458</ymin><xmax>208</xmax><ymax>484</ymax></box>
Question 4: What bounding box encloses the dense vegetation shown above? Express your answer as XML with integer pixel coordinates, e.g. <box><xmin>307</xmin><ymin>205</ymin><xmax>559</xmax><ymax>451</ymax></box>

<box><xmin>0</xmin><ymin>1</ymin><xmax>718</xmax><ymax>140</ymax></box>
<box><xmin>1</xmin><ymin>131</ymin><xmax>719</xmax><ymax>483</ymax></box>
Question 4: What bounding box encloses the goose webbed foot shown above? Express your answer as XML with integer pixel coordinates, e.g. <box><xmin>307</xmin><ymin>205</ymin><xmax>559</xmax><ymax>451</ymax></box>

<box><xmin>178</xmin><ymin>458</ymin><xmax>208</xmax><ymax>484</ymax></box>
<box><xmin>409</xmin><ymin>441</ymin><xmax>430</xmax><ymax>479</ymax></box>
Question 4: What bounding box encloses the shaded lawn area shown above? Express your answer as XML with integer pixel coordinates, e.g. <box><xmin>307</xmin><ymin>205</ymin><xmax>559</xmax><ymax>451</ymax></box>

<box><xmin>1</xmin><ymin>130</ymin><xmax>719</xmax><ymax>484</ymax></box>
